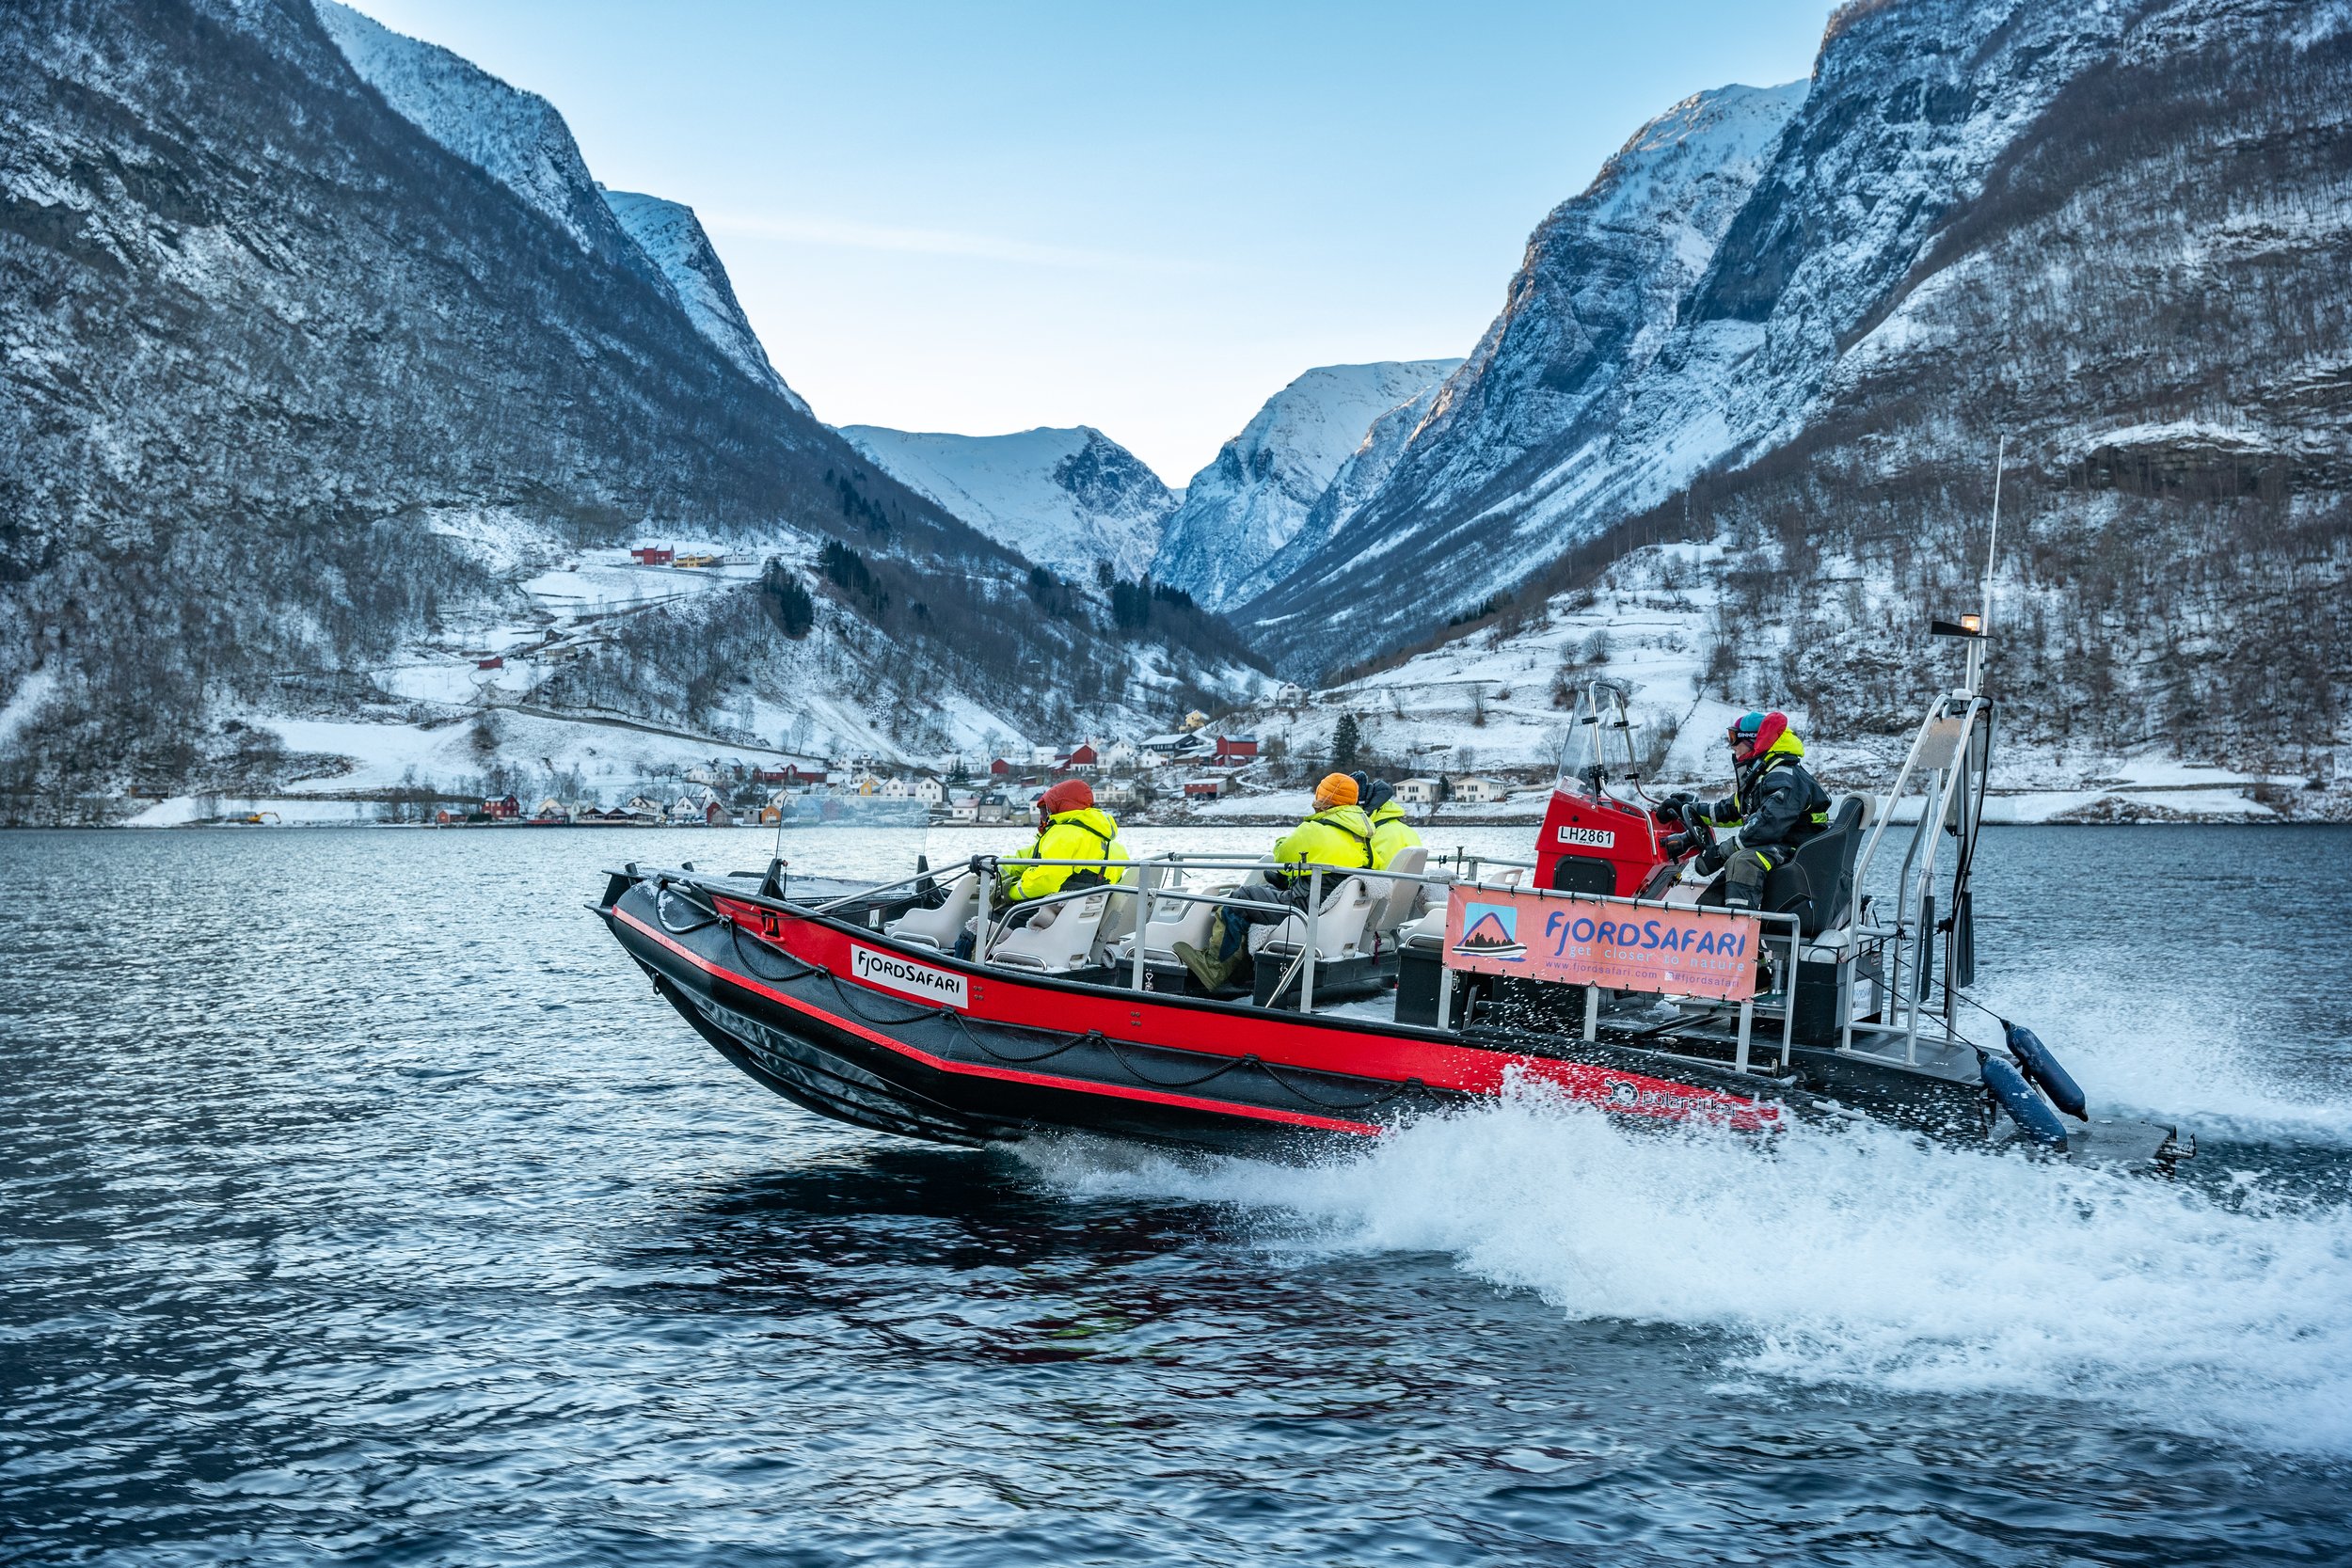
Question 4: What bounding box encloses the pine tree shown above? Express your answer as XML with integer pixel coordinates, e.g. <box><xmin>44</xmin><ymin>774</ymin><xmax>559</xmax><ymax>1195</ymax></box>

<box><xmin>1331</xmin><ymin>712</ymin><xmax>1361</xmax><ymax>775</ymax></box>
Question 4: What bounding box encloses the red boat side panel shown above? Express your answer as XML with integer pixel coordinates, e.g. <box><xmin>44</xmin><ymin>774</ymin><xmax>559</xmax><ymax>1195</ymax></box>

<box><xmin>695</xmin><ymin>897</ymin><xmax>1773</xmax><ymax>1131</ymax></box>
<box><xmin>615</xmin><ymin>905</ymin><xmax>1384</xmax><ymax>1134</ymax></box>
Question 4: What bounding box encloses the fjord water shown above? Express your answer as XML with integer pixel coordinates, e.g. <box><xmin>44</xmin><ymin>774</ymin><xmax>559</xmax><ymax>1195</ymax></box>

<box><xmin>3</xmin><ymin>825</ymin><xmax>2348</xmax><ymax>1566</ymax></box>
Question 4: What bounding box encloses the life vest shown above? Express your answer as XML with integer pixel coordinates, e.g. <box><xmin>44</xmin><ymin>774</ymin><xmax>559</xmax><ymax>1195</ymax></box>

<box><xmin>1367</xmin><ymin>801</ymin><xmax>1423</xmax><ymax>870</ymax></box>
<box><xmin>1003</xmin><ymin>807</ymin><xmax>1129</xmax><ymax>902</ymax></box>
<box><xmin>1271</xmin><ymin>804</ymin><xmax>1375</xmax><ymax>883</ymax></box>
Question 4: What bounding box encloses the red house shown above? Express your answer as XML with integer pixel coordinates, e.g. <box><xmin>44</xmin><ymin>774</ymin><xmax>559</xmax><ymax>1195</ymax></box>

<box><xmin>1057</xmin><ymin>742</ymin><xmax>1099</xmax><ymax>772</ymax></box>
<box><xmin>484</xmin><ymin>793</ymin><xmax>521</xmax><ymax>819</ymax></box>
<box><xmin>1184</xmin><ymin>778</ymin><xmax>1228</xmax><ymax>799</ymax></box>
<box><xmin>475</xmin><ymin>656</ymin><xmax>504</xmax><ymax>671</ymax></box>
<box><xmin>990</xmin><ymin>757</ymin><xmax>1012</xmax><ymax>777</ymax></box>
<box><xmin>1213</xmin><ymin>735</ymin><xmax>1259</xmax><ymax>767</ymax></box>
<box><xmin>630</xmin><ymin>546</ymin><xmax>675</xmax><ymax>566</ymax></box>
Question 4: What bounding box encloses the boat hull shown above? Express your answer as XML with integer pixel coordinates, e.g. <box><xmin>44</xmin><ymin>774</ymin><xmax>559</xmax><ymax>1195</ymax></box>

<box><xmin>598</xmin><ymin>872</ymin><xmax>1783</xmax><ymax>1157</ymax></box>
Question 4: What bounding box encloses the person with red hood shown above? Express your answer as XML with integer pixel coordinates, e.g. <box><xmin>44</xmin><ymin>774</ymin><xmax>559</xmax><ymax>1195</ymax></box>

<box><xmin>999</xmin><ymin>778</ymin><xmax>1129</xmax><ymax>904</ymax></box>
<box><xmin>1666</xmin><ymin>709</ymin><xmax>1830</xmax><ymax>911</ymax></box>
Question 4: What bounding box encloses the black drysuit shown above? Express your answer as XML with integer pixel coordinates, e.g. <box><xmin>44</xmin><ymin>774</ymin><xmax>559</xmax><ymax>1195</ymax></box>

<box><xmin>1702</xmin><ymin>752</ymin><xmax>1832</xmax><ymax>910</ymax></box>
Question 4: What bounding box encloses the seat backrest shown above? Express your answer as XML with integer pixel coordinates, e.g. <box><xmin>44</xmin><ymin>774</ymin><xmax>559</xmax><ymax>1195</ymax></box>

<box><xmin>1091</xmin><ymin>862</ymin><xmax>1165</xmax><ymax>964</ymax></box>
<box><xmin>1773</xmin><ymin>796</ymin><xmax>1866</xmax><ymax>937</ymax></box>
<box><xmin>1252</xmin><ymin>876</ymin><xmax>1377</xmax><ymax>960</ymax></box>
<box><xmin>989</xmin><ymin>887</ymin><xmax>1113</xmax><ymax>971</ymax></box>
<box><xmin>884</xmin><ymin>869</ymin><xmax>978</xmax><ymax>950</ymax></box>
<box><xmin>1372</xmin><ymin>846</ymin><xmax>1428</xmax><ymax>933</ymax></box>
<box><xmin>1398</xmin><ymin>904</ymin><xmax>1449</xmax><ymax>951</ymax></box>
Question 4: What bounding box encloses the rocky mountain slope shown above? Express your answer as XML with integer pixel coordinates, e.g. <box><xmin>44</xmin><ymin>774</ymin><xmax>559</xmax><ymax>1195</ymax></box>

<box><xmin>1243</xmin><ymin>0</ymin><xmax>2351</xmax><ymax>781</ymax></box>
<box><xmin>1152</xmin><ymin>359</ymin><xmax>1459</xmax><ymax>611</ymax></box>
<box><xmin>838</xmin><ymin>425</ymin><xmax>1174</xmax><ymax>582</ymax></box>
<box><xmin>0</xmin><ymin>0</ymin><xmax>1253</xmax><ymax>820</ymax></box>
<box><xmin>601</xmin><ymin>188</ymin><xmax>810</xmax><ymax>413</ymax></box>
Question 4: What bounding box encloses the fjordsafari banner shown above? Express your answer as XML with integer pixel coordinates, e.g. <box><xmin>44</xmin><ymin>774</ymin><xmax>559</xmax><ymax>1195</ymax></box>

<box><xmin>1442</xmin><ymin>888</ymin><xmax>1763</xmax><ymax>1001</ymax></box>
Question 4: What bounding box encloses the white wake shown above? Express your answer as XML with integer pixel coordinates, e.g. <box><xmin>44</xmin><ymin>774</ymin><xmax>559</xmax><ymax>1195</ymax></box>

<box><xmin>1025</xmin><ymin>1087</ymin><xmax>2352</xmax><ymax>1453</ymax></box>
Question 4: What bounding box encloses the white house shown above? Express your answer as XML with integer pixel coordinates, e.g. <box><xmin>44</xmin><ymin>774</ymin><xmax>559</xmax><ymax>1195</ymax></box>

<box><xmin>914</xmin><ymin>777</ymin><xmax>946</xmax><ymax>805</ymax></box>
<box><xmin>1274</xmin><ymin>682</ymin><xmax>1307</xmax><ymax>706</ymax></box>
<box><xmin>1450</xmin><ymin>775</ymin><xmax>1507</xmax><ymax>804</ymax></box>
<box><xmin>948</xmin><ymin>793</ymin><xmax>979</xmax><ymax>823</ymax></box>
<box><xmin>1393</xmin><ymin>777</ymin><xmax>1441</xmax><ymax>806</ymax></box>
<box><xmin>881</xmin><ymin>776</ymin><xmax>910</xmax><ymax>800</ymax></box>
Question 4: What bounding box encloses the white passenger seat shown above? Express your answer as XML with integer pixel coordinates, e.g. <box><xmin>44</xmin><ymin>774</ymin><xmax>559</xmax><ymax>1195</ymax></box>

<box><xmin>1370</xmin><ymin>845</ymin><xmax>1428</xmax><ymax>938</ymax></box>
<box><xmin>884</xmin><ymin>869</ymin><xmax>978</xmax><ymax>951</ymax></box>
<box><xmin>1250</xmin><ymin>875</ymin><xmax>1378</xmax><ymax>966</ymax></box>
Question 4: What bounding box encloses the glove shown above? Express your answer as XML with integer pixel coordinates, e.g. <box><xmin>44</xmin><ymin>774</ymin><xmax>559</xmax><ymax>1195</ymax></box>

<box><xmin>1662</xmin><ymin>831</ymin><xmax>1693</xmax><ymax>858</ymax></box>
<box><xmin>1697</xmin><ymin>842</ymin><xmax>1727</xmax><ymax>876</ymax></box>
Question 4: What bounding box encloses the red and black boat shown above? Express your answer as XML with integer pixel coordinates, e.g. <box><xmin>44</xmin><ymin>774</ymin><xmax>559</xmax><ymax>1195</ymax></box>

<box><xmin>597</xmin><ymin>563</ymin><xmax>2188</xmax><ymax>1171</ymax></box>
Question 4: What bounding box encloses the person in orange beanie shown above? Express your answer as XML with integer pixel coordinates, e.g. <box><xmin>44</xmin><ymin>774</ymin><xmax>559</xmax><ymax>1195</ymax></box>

<box><xmin>1175</xmin><ymin>772</ymin><xmax>1374</xmax><ymax>993</ymax></box>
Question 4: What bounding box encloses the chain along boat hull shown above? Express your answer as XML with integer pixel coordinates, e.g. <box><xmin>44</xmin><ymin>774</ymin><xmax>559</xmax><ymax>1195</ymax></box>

<box><xmin>598</xmin><ymin>871</ymin><xmax>1792</xmax><ymax>1156</ymax></box>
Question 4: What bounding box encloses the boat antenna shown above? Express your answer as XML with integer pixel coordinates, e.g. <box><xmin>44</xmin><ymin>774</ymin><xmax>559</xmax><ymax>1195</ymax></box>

<box><xmin>1967</xmin><ymin>435</ymin><xmax>2005</xmax><ymax>697</ymax></box>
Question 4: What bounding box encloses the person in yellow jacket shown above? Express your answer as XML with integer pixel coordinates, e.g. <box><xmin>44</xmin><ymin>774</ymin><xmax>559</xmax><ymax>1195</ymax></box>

<box><xmin>1362</xmin><ymin>778</ymin><xmax>1422</xmax><ymax>870</ymax></box>
<box><xmin>959</xmin><ymin>779</ymin><xmax>1126</xmax><ymax>958</ymax></box>
<box><xmin>1000</xmin><ymin>778</ymin><xmax>1128</xmax><ymax>903</ymax></box>
<box><xmin>1175</xmin><ymin>773</ymin><xmax>1371</xmax><ymax>993</ymax></box>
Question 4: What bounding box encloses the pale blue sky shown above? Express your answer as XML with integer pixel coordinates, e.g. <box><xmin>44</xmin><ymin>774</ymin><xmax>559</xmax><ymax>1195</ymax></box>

<box><xmin>346</xmin><ymin>1</ymin><xmax>1832</xmax><ymax>481</ymax></box>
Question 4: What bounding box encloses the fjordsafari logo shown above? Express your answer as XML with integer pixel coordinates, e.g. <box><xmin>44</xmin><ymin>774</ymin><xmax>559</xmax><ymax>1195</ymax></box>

<box><xmin>1452</xmin><ymin>900</ymin><xmax>1527</xmax><ymax>960</ymax></box>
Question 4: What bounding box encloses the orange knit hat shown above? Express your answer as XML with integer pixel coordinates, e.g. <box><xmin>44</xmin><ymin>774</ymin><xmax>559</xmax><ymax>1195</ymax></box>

<box><xmin>1314</xmin><ymin>772</ymin><xmax>1359</xmax><ymax>809</ymax></box>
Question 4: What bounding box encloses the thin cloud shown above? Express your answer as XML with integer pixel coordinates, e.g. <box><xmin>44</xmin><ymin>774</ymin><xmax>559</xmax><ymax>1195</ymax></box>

<box><xmin>701</xmin><ymin>211</ymin><xmax>1212</xmax><ymax>274</ymax></box>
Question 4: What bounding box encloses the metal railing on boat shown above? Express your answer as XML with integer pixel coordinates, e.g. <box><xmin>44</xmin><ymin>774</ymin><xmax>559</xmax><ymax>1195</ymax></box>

<box><xmin>801</xmin><ymin>850</ymin><xmax>1804</xmax><ymax>1074</ymax></box>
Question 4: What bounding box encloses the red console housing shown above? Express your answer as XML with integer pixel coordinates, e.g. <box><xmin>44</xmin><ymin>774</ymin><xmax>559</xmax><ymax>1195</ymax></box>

<box><xmin>1534</xmin><ymin>784</ymin><xmax>1677</xmax><ymax>897</ymax></box>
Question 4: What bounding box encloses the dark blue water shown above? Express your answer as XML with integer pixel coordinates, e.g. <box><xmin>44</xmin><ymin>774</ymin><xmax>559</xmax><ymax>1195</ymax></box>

<box><xmin>4</xmin><ymin>826</ymin><xmax>2349</xmax><ymax>1566</ymax></box>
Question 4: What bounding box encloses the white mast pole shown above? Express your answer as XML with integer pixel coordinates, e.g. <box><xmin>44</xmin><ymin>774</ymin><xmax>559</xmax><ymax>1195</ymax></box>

<box><xmin>1968</xmin><ymin>436</ymin><xmax>2005</xmax><ymax>697</ymax></box>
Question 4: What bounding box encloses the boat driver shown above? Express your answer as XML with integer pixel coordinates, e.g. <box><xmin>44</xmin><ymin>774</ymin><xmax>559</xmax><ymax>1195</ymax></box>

<box><xmin>1668</xmin><ymin>710</ymin><xmax>1831</xmax><ymax>911</ymax></box>
<box><xmin>1174</xmin><ymin>772</ymin><xmax>1373</xmax><ymax>992</ymax></box>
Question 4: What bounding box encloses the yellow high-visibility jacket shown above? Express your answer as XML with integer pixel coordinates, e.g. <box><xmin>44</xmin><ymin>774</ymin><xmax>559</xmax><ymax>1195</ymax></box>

<box><xmin>1270</xmin><ymin>804</ymin><xmax>1375</xmax><ymax>884</ymax></box>
<box><xmin>1367</xmin><ymin>800</ymin><xmax>1423</xmax><ymax>870</ymax></box>
<box><xmin>1001</xmin><ymin>807</ymin><xmax>1128</xmax><ymax>901</ymax></box>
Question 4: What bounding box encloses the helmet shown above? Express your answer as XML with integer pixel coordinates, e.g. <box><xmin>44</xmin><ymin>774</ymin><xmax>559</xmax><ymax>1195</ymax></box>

<box><xmin>1727</xmin><ymin>710</ymin><xmax>1789</xmax><ymax>766</ymax></box>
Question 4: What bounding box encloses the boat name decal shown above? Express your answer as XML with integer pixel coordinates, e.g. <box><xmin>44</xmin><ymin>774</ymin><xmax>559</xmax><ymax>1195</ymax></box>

<box><xmin>1444</xmin><ymin>887</ymin><xmax>1760</xmax><ymax>1001</ymax></box>
<box><xmin>1556</xmin><ymin>825</ymin><xmax>1616</xmax><ymax>848</ymax></box>
<box><xmin>849</xmin><ymin>943</ymin><xmax>970</xmax><ymax>1009</ymax></box>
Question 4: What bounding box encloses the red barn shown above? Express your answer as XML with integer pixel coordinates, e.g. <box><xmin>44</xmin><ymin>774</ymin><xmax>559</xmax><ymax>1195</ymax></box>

<box><xmin>630</xmin><ymin>546</ymin><xmax>675</xmax><ymax>566</ymax></box>
<box><xmin>1213</xmin><ymin>735</ymin><xmax>1259</xmax><ymax>767</ymax></box>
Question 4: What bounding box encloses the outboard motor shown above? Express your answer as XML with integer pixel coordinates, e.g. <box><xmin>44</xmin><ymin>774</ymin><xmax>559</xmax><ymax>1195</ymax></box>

<box><xmin>2004</xmin><ymin>1022</ymin><xmax>2087</xmax><ymax>1120</ymax></box>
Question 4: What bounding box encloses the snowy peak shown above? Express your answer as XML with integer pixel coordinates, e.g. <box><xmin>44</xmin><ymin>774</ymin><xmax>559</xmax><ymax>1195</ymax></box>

<box><xmin>600</xmin><ymin>188</ymin><xmax>808</xmax><ymax>413</ymax></box>
<box><xmin>837</xmin><ymin>425</ymin><xmax>1174</xmax><ymax>582</ymax></box>
<box><xmin>314</xmin><ymin>2</ymin><xmax>628</xmax><ymax>265</ymax></box>
<box><xmin>1152</xmin><ymin>358</ymin><xmax>1459</xmax><ymax>610</ymax></box>
<box><xmin>1241</xmin><ymin>79</ymin><xmax>1812</xmax><ymax>664</ymax></box>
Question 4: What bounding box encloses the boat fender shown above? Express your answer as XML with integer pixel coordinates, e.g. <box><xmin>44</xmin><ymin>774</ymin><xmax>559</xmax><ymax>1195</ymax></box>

<box><xmin>2004</xmin><ymin>1022</ymin><xmax>2087</xmax><ymax>1119</ymax></box>
<box><xmin>1980</xmin><ymin>1053</ymin><xmax>2068</xmax><ymax>1149</ymax></box>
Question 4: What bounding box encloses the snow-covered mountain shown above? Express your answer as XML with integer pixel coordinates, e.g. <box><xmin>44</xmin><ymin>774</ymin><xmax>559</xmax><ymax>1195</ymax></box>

<box><xmin>601</xmin><ymin>189</ymin><xmax>810</xmax><ymax>413</ymax></box>
<box><xmin>1238</xmin><ymin>0</ymin><xmax>2351</xmax><ymax>783</ymax></box>
<box><xmin>315</xmin><ymin>1</ymin><xmax>646</xmax><ymax>276</ymax></box>
<box><xmin>0</xmin><ymin>0</ymin><xmax>1257</xmax><ymax>820</ymax></box>
<box><xmin>838</xmin><ymin>425</ymin><xmax>1173</xmax><ymax>582</ymax></box>
<box><xmin>1242</xmin><ymin>82</ymin><xmax>1805</xmax><ymax>658</ymax></box>
<box><xmin>1152</xmin><ymin>360</ymin><xmax>1459</xmax><ymax>610</ymax></box>
<box><xmin>318</xmin><ymin>1</ymin><xmax>806</xmax><ymax>410</ymax></box>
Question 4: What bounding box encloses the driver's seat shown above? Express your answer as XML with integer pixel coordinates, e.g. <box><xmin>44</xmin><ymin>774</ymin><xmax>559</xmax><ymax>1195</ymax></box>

<box><xmin>1762</xmin><ymin>796</ymin><xmax>1865</xmax><ymax>936</ymax></box>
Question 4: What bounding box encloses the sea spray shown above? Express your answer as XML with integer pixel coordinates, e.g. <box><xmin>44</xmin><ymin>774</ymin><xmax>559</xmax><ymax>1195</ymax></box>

<box><xmin>1023</xmin><ymin>1084</ymin><xmax>2352</xmax><ymax>1453</ymax></box>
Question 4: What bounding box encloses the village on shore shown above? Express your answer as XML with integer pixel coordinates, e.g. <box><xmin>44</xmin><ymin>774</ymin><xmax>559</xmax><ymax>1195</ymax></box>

<box><xmin>442</xmin><ymin>705</ymin><xmax>1543</xmax><ymax>830</ymax></box>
